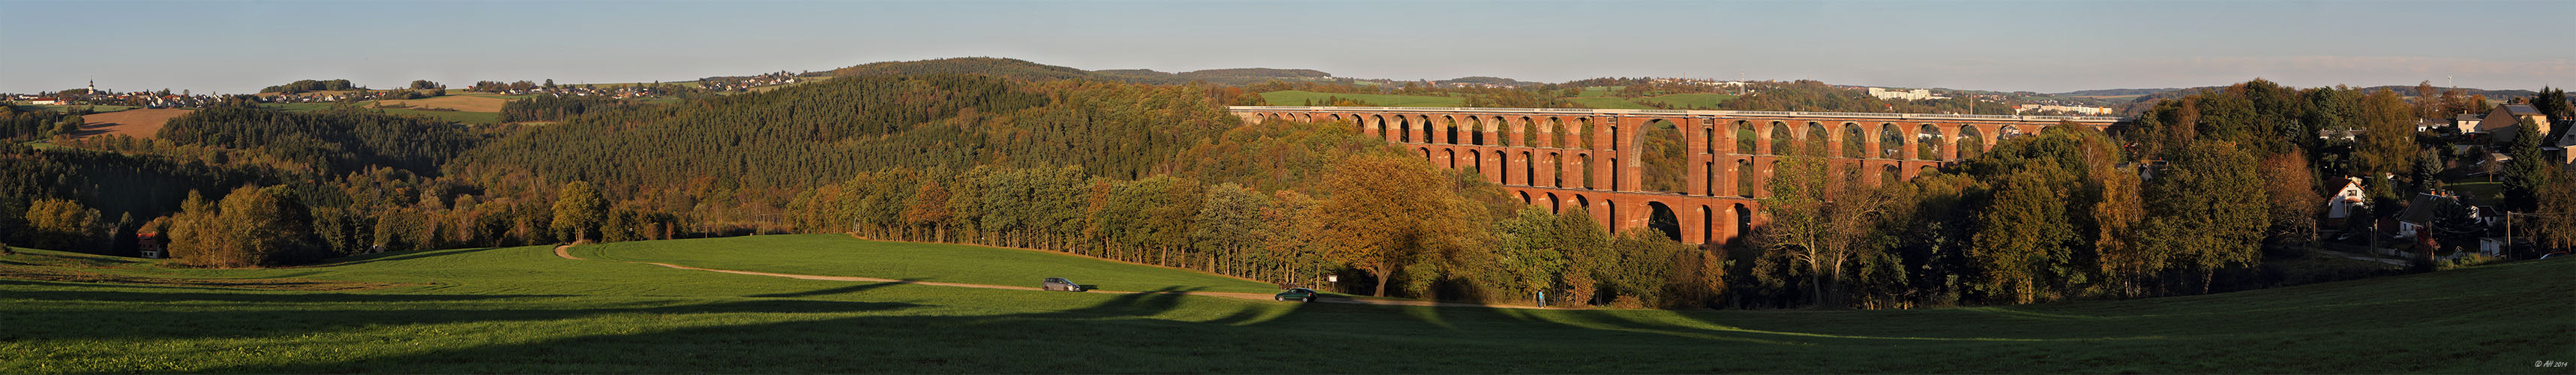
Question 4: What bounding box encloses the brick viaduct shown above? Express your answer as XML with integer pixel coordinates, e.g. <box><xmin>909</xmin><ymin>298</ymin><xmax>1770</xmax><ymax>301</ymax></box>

<box><xmin>1229</xmin><ymin>106</ymin><xmax>2130</xmax><ymax>246</ymax></box>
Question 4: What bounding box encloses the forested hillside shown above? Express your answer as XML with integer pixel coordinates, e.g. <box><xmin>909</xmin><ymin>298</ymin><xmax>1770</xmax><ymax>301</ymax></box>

<box><xmin>832</xmin><ymin>57</ymin><xmax>1339</xmax><ymax>86</ymax></box>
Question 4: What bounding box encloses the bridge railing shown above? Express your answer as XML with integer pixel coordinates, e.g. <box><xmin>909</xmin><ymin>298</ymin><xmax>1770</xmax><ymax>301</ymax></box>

<box><xmin>1229</xmin><ymin>106</ymin><xmax>2128</xmax><ymax>123</ymax></box>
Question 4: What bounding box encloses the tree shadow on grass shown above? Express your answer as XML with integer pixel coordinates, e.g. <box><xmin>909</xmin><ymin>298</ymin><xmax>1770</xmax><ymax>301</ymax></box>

<box><xmin>745</xmin><ymin>278</ymin><xmax>916</xmax><ymax>298</ymax></box>
<box><xmin>1</xmin><ymin>283</ymin><xmax>925</xmax><ymax>343</ymax></box>
<box><xmin>310</xmin><ymin>246</ymin><xmax>505</xmax><ymax>266</ymax></box>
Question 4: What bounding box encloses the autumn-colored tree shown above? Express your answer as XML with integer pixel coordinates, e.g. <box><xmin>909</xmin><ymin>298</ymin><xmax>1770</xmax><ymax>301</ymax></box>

<box><xmin>23</xmin><ymin>199</ymin><xmax>99</xmax><ymax>250</ymax></box>
<box><xmin>166</xmin><ymin>186</ymin><xmax>324</xmax><ymax>267</ymax></box>
<box><xmin>1307</xmin><ymin>154</ymin><xmax>1467</xmax><ymax>296</ymax></box>
<box><xmin>551</xmin><ymin>181</ymin><xmax>606</xmax><ymax>243</ymax></box>
<box><xmin>2355</xmin><ymin>89</ymin><xmax>2419</xmax><ymax>183</ymax></box>
<box><xmin>904</xmin><ymin>179</ymin><xmax>952</xmax><ymax>242</ymax></box>
<box><xmin>2260</xmin><ymin>152</ymin><xmax>2321</xmax><ymax>254</ymax></box>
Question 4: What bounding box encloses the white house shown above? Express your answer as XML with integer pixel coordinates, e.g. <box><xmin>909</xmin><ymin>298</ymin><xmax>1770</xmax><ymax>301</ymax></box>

<box><xmin>2325</xmin><ymin>177</ymin><xmax>2369</xmax><ymax>226</ymax></box>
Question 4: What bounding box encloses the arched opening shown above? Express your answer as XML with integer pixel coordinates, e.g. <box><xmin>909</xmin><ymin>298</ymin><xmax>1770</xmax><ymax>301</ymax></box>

<box><xmin>1879</xmin><ymin>123</ymin><xmax>1906</xmax><ymax>159</ymax></box>
<box><xmin>1733</xmin><ymin>203</ymin><xmax>1754</xmax><ymax>240</ymax></box>
<box><xmin>1441</xmin><ymin>116</ymin><xmax>1459</xmax><ymax>145</ymax></box>
<box><xmin>1804</xmin><ymin>122</ymin><xmax>1831</xmax><ymax>157</ymax></box>
<box><xmin>1734</xmin><ymin>120</ymin><xmax>1757</xmax><ymax>154</ymax></box>
<box><xmin>1842</xmin><ymin>122</ymin><xmax>1867</xmax><ymax>158</ymax></box>
<box><xmin>1881</xmin><ymin>164</ymin><xmax>1901</xmax><ymax>186</ymax></box>
<box><xmin>1444</xmin><ymin>148</ymin><xmax>1457</xmax><ymax>169</ymax></box>
<box><xmin>1736</xmin><ymin>158</ymin><xmax>1756</xmax><ymax>198</ymax></box>
<box><xmin>1609</xmin><ymin>157</ymin><xmax>1621</xmax><ymax>190</ymax></box>
<box><xmin>1768</xmin><ymin>122</ymin><xmax>1795</xmax><ymax>156</ymax></box>
<box><xmin>1605</xmin><ymin>200</ymin><xmax>1621</xmax><ymax>233</ymax></box>
<box><xmin>1640</xmin><ymin>118</ymin><xmax>1686</xmax><ymax>193</ymax></box>
<box><xmin>1549</xmin><ymin>152</ymin><xmax>1564</xmax><ymax>187</ymax></box>
<box><xmin>1703</xmin><ymin>160</ymin><xmax>1719</xmax><ymax>196</ymax></box>
<box><xmin>1398</xmin><ymin>116</ymin><xmax>1413</xmax><ymax>142</ymax></box>
<box><xmin>1518</xmin><ymin>190</ymin><xmax>1531</xmax><ymax>204</ymax></box>
<box><xmin>1544</xmin><ymin>193</ymin><xmax>1561</xmax><ymax>212</ymax></box>
<box><xmin>1958</xmin><ymin>126</ymin><xmax>1987</xmax><ymax>159</ymax></box>
<box><xmin>1646</xmin><ymin>202</ymin><xmax>1681</xmax><ymax>242</ymax></box>
<box><xmin>1546</xmin><ymin>118</ymin><xmax>1567</xmax><ymax>148</ymax></box>
<box><xmin>1699</xmin><ymin>118</ymin><xmax>1718</xmax><ymax>154</ymax></box>
<box><xmin>1419</xmin><ymin>147</ymin><xmax>1431</xmax><ymax>160</ymax></box>
<box><xmin>1609</xmin><ymin>124</ymin><xmax>1622</xmax><ymax>152</ymax></box>
<box><xmin>1917</xmin><ymin>124</ymin><xmax>1945</xmax><ymax>160</ymax></box>
<box><xmin>1575</xmin><ymin>194</ymin><xmax>1591</xmax><ymax>210</ymax></box>
<box><xmin>1999</xmin><ymin>125</ymin><xmax>2024</xmax><ymax>141</ymax></box>
<box><xmin>1465</xmin><ymin>116</ymin><xmax>1486</xmax><ymax>146</ymax></box>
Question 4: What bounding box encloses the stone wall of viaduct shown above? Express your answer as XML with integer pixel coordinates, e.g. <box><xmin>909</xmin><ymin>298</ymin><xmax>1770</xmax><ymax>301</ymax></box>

<box><xmin>1230</xmin><ymin>106</ymin><xmax>2129</xmax><ymax>246</ymax></box>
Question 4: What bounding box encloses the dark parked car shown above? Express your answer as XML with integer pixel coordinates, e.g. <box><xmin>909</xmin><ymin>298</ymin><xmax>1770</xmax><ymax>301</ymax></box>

<box><xmin>1041</xmin><ymin>278</ymin><xmax>1086</xmax><ymax>292</ymax></box>
<box><xmin>1274</xmin><ymin>287</ymin><xmax>1318</xmax><ymax>302</ymax></box>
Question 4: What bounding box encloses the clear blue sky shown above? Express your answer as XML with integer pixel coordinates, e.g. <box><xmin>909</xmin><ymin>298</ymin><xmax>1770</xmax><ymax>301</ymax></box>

<box><xmin>2</xmin><ymin>0</ymin><xmax>2566</xmax><ymax>94</ymax></box>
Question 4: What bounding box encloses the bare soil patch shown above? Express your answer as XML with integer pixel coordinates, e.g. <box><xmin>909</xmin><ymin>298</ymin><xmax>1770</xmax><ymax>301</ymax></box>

<box><xmin>0</xmin><ymin>265</ymin><xmax>412</xmax><ymax>291</ymax></box>
<box><xmin>76</xmin><ymin>108</ymin><xmax>191</xmax><ymax>139</ymax></box>
<box><xmin>373</xmin><ymin>95</ymin><xmax>508</xmax><ymax>112</ymax></box>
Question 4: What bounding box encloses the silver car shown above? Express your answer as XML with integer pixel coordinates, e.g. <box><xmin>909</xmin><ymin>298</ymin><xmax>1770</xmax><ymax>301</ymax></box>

<box><xmin>1041</xmin><ymin>278</ymin><xmax>1087</xmax><ymax>292</ymax></box>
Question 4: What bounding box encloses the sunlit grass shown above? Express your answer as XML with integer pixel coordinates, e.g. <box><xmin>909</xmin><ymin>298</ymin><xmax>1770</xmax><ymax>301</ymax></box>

<box><xmin>2</xmin><ymin>238</ymin><xmax>2566</xmax><ymax>373</ymax></box>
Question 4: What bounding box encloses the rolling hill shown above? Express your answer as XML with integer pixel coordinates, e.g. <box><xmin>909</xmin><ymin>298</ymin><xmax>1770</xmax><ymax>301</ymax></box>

<box><xmin>2</xmin><ymin>236</ymin><xmax>2565</xmax><ymax>373</ymax></box>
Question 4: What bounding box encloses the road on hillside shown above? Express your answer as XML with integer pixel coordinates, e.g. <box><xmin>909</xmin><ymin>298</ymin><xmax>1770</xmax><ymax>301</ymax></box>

<box><xmin>551</xmin><ymin>244</ymin><xmax>1528</xmax><ymax>309</ymax></box>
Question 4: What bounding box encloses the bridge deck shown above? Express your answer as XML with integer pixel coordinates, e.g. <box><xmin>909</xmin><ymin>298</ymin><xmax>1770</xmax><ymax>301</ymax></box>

<box><xmin>1229</xmin><ymin>106</ymin><xmax>2128</xmax><ymax>124</ymax></box>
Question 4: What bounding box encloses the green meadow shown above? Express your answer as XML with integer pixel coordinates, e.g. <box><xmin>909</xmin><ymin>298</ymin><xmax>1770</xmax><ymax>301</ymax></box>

<box><xmin>1</xmin><ymin>236</ymin><xmax>2566</xmax><ymax>373</ymax></box>
<box><xmin>1259</xmin><ymin>90</ymin><xmax>1466</xmax><ymax>107</ymax></box>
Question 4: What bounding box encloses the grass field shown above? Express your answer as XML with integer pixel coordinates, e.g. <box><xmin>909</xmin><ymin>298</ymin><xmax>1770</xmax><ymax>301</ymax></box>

<box><xmin>576</xmin><ymin>235</ymin><xmax>1279</xmax><ymax>293</ymax></box>
<box><xmin>373</xmin><ymin>95</ymin><xmax>508</xmax><ymax>112</ymax></box>
<box><xmin>1258</xmin><ymin>90</ymin><xmax>1465</xmax><ymax>107</ymax></box>
<box><xmin>256</xmin><ymin>101</ymin><xmax>500</xmax><ymax>124</ymax></box>
<box><xmin>3</xmin><ymin>236</ymin><xmax>2569</xmax><ymax>373</ymax></box>
<box><xmin>372</xmin><ymin>107</ymin><xmax>501</xmax><ymax>124</ymax></box>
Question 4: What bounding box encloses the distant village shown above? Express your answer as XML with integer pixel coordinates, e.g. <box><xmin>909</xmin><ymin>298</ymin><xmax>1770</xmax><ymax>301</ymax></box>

<box><xmin>4</xmin><ymin>71</ymin><xmax>814</xmax><ymax>110</ymax></box>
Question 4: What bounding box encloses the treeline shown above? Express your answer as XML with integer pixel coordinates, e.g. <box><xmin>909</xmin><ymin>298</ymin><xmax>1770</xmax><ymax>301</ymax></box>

<box><xmin>259</xmin><ymin>79</ymin><xmax>359</xmax><ymax>94</ymax></box>
<box><xmin>0</xmin><ymin>143</ymin><xmax>287</xmax><ymax>256</ymax></box>
<box><xmin>777</xmin><ymin>140</ymin><xmax>1722</xmax><ymax>307</ymax></box>
<box><xmin>1244</xmin><ymin>80</ymin><xmax>1587</xmax><ymax>109</ymax></box>
<box><xmin>158</xmin><ymin>105</ymin><xmax>480</xmax><ymax>175</ymax></box>
<box><xmin>1719</xmin><ymin>80</ymin><xmax>2015</xmax><ymax>115</ymax></box>
<box><xmin>496</xmin><ymin>95</ymin><xmax>646</xmax><ymax>123</ymax></box>
<box><xmin>0</xmin><ymin>105</ymin><xmax>82</xmax><ymax>140</ymax></box>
